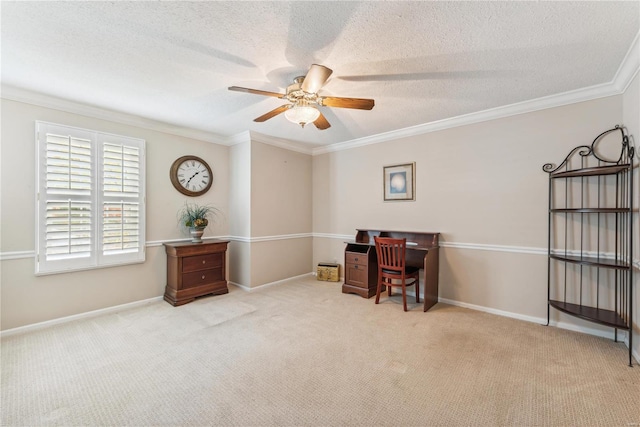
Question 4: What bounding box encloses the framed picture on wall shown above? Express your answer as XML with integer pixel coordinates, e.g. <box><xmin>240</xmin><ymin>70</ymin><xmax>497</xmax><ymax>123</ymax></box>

<box><xmin>383</xmin><ymin>162</ymin><xmax>415</xmax><ymax>201</ymax></box>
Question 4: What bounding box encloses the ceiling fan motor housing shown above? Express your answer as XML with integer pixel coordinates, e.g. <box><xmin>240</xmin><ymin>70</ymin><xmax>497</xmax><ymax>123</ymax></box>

<box><xmin>286</xmin><ymin>77</ymin><xmax>319</xmax><ymax>106</ymax></box>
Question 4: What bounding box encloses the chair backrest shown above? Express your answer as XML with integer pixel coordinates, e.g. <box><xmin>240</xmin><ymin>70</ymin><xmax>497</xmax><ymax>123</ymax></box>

<box><xmin>374</xmin><ymin>237</ymin><xmax>407</xmax><ymax>273</ymax></box>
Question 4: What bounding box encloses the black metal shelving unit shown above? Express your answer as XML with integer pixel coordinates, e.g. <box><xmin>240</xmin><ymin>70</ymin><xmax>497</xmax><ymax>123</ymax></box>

<box><xmin>543</xmin><ymin>126</ymin><xmax>635</xmax><ymax>367</ymax></box>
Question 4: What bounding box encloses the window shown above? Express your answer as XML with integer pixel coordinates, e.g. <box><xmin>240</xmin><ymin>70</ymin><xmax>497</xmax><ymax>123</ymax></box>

<box><xmin>35</xmin><ymin>122</ymin><xmax>145</xmax><ymax>274</ymax></box>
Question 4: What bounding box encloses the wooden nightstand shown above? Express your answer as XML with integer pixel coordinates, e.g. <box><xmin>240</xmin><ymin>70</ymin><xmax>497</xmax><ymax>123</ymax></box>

<box><xmin>163</xmin><ymin>240</ymin><xmax>229</xmax><ymax>306</ymax></box>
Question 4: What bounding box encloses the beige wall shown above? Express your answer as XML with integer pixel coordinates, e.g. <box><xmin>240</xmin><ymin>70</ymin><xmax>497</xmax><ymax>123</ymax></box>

<box><xmin>251</xmin><ymin>142</ymin><xmax>312</xmax><ymax>236</ymax></box>
<box><xmin>228</xmin><ymin>141</ymin><xmax>252</xmax><ymax>287</ymax></box>
<box><xmin>1</xmin><ymin>99</ymin><xmax>230</xmax><ymax>329</ymax></box>
<box><xmin>312</xmin><ymin>95</ymin><xmax>631</xmax><ymax>340</ymax></box>
<box><xmin>226</xmin><ymin>139</ymin><xmax>313</xmax><ymax>289</ymax></box>
<box><xmin>313</xmin><ymin>97</ymin><xmax>623</xmax><ymax>244</ymax></box>
<box><xmin>229</xmin><ymin>141</ymin><xmax>251</xmax><ymax>238</ymax></box>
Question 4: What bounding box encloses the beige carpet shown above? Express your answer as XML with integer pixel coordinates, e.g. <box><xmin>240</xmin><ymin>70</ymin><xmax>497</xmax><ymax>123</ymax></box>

<box><xmin>2</xmin><ymin>276</ymin><xmax>639</xmax><ymax>426</ymax></box>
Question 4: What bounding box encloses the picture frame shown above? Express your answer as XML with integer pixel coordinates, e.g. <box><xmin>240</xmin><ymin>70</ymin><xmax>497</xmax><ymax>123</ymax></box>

<box><xmin>383</xmin><ymin>162</ymin><xmax>415</xmax><ymax>201</ymax></box>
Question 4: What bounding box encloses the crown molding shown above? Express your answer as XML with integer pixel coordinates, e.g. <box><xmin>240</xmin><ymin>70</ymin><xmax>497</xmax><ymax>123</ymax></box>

<box><xmin>612</xmin><ymin>30</ymin><xmax>640</xmax><ymax>93</ymax></box>
<box><xmin>0</xmin><ymin>84</ymin><xmax>229</xmax><ymax>145</ymax></box>
<box><xmin>218</xmin><ymin>130</ymin><xmax>313</xmax><ymax>155</ymax></box>
<box><xmin>311</xmin><ymin>81</ymin><xmax>619</xmax><ymax>156</ymax></box>
<box><xmin>225</xmin><ymin>130</ymin><xmax>252</xmax><ymax>146</ymax></box>
<box><xmin>313</xmin><ymin>30</ymin><xmax>640</xmax><ymax>156</ymax></box>
<box><xmin>246</xmin><ymin>131</ymin><xmax>313</xmax><ymax>155</ymax></box>
<box><xmin>4</xmin><ymin>29</ymin><xmax>638</xmax><ymax>157</ymax></box>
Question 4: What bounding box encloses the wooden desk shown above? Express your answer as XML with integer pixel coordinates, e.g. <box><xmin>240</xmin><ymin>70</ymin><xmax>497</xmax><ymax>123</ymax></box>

<box><xmin>342</xmin><ymin>229</ymin><xmax>440</xmax><ymax>311</ymax></box>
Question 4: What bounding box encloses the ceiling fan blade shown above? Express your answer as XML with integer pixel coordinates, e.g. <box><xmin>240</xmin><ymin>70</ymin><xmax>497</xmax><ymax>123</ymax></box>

<box><xmin>228</xmin><ymin>86</ymin><xmax>284</xmax><ymax>98</ymax></box>
<box><xmin>313</xmin><ymin>112</ymin><xmax>331</xmax><ymax>130</ymax></box>
<box><xmin>253</xmin><ymin>105</ymin><xmax>290</xmax><ymax>122</ymax></box>
<box><xmin>301</xmin><ymin>64</ymin><xmax>333</xmax><ymax>93</ymax></box>
<box><xmin>320</xmin><ymin>96</ymin><xmax>375</xmax><ymax>110</ymax></box>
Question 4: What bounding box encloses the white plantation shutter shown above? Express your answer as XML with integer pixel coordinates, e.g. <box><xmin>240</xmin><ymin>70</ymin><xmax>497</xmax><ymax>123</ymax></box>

<box><xmin>102</xmin><ymin>202</ymin><xmax>140</xmax><ymax>253</ymax></box>
<box><xmin>36</xmin><ymin>122</ymin><xmax>145</xmax><ymax>274</ymax></box>
<box><xmin>45</xmin><ymin>200</ymin><xmax>92</xmax><ymax>260</ymax></box>
<box><xmin>99</xmin><ymin>138</ymin><xmax>144</xmax><ymax>263</ymax></box>
<box><xmin>44</xmin><ymin>131</ymin><xmax>93</xmax><ymax>262</ymax></box>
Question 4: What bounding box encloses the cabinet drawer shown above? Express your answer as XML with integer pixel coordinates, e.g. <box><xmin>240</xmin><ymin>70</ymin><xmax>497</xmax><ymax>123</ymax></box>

<box><xmin>182</xmin><ymin>268</ymin><xmax>224</xmax><ymax>288</ymax></box>
<box><xmin>345</xmin><ymin>252</ymin><xmax>367</xmax><ymax>265</ymax></box>
<box><xmin>183</xmin><ymin>253</ymin><xmax>223</xmax><ymax>273</ymax></box>
<box><xmin>345</xmin><ymin>262</ymin><xmax>368</xmax><ymax>288</ymax></box>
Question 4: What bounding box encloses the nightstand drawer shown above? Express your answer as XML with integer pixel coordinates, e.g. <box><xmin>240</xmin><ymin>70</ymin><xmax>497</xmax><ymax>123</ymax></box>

<box><xmin>182</xmin><ymin>268</ymin><xmax>224</xmax><ymax>288</ymax></box>
<box><xmin>345</xmin><ymin>252</ymin><xmax>367</xmax><ymax>265</ymax></box>
<box><xmin>345</xmin><ymin>262</ymin><xmax>368</xmax><ymax>288</ymax></box>
<box><xmin>183</xmin><ymin>253</ymin><xmax>223</xmax><ymax>273</ymax></box>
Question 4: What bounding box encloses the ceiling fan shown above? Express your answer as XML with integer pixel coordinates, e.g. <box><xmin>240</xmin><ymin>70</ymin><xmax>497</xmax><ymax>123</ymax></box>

<box><xmin>228</xmin><ymin>64</ymin><xmax>375</xmax><ymax>130</ymax></box>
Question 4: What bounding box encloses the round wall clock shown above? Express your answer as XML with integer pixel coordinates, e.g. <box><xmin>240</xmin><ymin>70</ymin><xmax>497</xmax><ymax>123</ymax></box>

<box><xmin>170</xmin><ymin>155</ymin><xmax>213</xmax><ymax>197</ymax></box>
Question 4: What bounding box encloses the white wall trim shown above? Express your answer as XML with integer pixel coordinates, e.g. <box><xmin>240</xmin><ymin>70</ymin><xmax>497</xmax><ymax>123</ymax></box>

<box><xmin>225</xmin><ymin>130</ymin><xmax>251</xmax><ymax>146</ymax></box>
<box><xmin>439</xmin><ymin>297</ymin><xmax>639</xmax><ymax>364</ymax></box>
<box><xmin>145</xmin><ymin>235</ymin><xmax>233</xmax><ymax>247</ymax></box>
<box><xmin>311</xmin><ymin>233</ymin><xmax>640</xmax><ymax>269</ymax></box>
<box><xmin>3</xmin><ymin>30</ymin><xmax>638</xmax><ymax>158</ymax></box>
<box><xmin>0</xmin><ymin>296</ymin><xmax>163</xmax><ymax>338</ymax></box>
<box><xmin>312</xmin><ymin>232</ymin><xmax>354</xmax><ymax>241</ymax></box>
<box><xmin>1</xmin><ymin>85</ymin><xmax>230</xmax><ymax>145</ymax></box>
<box><xmin>311</xmin><ymin>83</ymin><xmax>617</xmax><ymax>155</ymax></box>
<box><xmin>0</xmin><ymin>250</ymin><xmax>35</xmax><ymax>261</ymax></box>
<box><xmin>0</xmin><ymin>236</ymin><xmax>232</xmax><ymax>260</ymax></box>
<box><xmin>439</xmin><ymin>241</ymin><xmax>546</xmax><ymax>255</ymax></box>
<box><xmin>226</xmin><ymin>233</ymin><xmax>313</xmax><ymax>243</ymax></box>
<box><xmin>248</xmin><ymin>131</ymin><xmax>313</xmax><ymax>155</ymax></box>
<box><xmin>5</xmin><ymin>235</ymin><xmax>640</xmax><ymax>270</ymax></box>
<box><xmin>312</xmin><ymin>30</ymin><xmax>640</xmax><ymax>156</ymax></box>
<box><xmin>229</xmin><ymin>272</ymin><xmax>313</xmax><ymax>292</ymax></box>
<box><xmin>612</xmin><ymin>31</ymin><xmax>640</xmax><ymax>93</ymax></box>
<box><xmin>3</xmin><ymin>274</ymin><xmax>636</xmax><ymax>363</ymax></box>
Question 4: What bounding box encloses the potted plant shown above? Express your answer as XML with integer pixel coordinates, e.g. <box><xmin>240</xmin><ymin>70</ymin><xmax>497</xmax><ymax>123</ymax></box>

<box><xmin>177</xmin><ymin>202</ymin><xmax>219</xmax><ymax>243</ymax></box>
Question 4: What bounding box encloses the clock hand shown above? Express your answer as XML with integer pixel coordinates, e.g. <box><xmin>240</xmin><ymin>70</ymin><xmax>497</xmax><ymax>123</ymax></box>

<box><xmin>186</xmin><ymin>171</ymin><xmax>200</xmax><ymax>186</ymax></box>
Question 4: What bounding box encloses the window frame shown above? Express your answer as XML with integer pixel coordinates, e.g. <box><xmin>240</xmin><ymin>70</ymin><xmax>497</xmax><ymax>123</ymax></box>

<box><xmin>35</xmin><ymin>121</ymin><xmax>146</xmax><ymax>275</ymax></box>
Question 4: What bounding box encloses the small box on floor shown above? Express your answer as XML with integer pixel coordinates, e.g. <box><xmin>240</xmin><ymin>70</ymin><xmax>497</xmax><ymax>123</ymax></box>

<box><xmin>317</xmin><ymin>263</ymin><xmax>340</xmax><ymax>282</ymax></box>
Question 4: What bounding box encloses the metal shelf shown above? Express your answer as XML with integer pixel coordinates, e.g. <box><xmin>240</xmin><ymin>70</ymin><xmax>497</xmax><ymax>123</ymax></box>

<box><xmin>549</xmin><ymin>300</ymin><xmax>629</xmax><ymax>330</ymax></box>
<box><xmin>550</xmin><ymin>208</ymin><xmax>631</xmax><ymax>214</ymax></box>
<box><xmin>550</xmin><ymin>164</ymin><xmax>630</xmax><ymax>178</ymax></box>
<box><xmin>550</xmin><ymin>253</ymin><xmax>631</xmax><ymax>270</ymax></box>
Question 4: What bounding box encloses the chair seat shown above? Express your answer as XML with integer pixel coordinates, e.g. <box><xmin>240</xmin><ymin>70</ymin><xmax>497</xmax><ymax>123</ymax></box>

<box><xmin>382</xmin><ymin>266</ymin><xmax>420</xmax><ymax>275</ymax></box>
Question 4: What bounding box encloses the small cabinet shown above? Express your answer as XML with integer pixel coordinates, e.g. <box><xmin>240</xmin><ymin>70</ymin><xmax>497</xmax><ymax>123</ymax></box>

<box><xmin>164</xmin><ymin>240</ymin><xmax>229</xmax><ymax>306</ymax></box>
<box><xmin>343</xmin><ymin>244</ymin><xmax>378</xmax><ymax>298</ymax></box>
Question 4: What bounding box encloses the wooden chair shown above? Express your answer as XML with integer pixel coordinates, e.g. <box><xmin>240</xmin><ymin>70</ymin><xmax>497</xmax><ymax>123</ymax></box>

<box><xmin>374</xmin><ymin>237</ymin><xmax>420</xmax><ymax>311</ymax></box>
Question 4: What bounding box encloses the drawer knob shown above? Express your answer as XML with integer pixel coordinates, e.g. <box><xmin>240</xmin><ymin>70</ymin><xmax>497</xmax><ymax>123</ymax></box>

<box><xmin>202</xmin><ymin>275</ymin><xmax>206</xmax><ymax>280</ymax></box>
<box><xmin>354</xmin><ymin>265</ymin><xmax>358</xmax><ymax>269</ymax></box>
<box><xmin>202</xmin><ymin>260</ymin><xmax>206</xmax><ymax>264</ymax></box>
<box><xmin>354</xmin><ymin>257</ymin><xmax>358</xmax><ymax>261</ymax></box>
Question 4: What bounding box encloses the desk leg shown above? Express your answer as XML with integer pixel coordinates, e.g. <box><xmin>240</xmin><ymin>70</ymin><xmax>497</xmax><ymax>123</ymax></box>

<box><xmin>423</xmin><ymin>248</ymin><xmax>439</xmax><ymax>312</ymax></box>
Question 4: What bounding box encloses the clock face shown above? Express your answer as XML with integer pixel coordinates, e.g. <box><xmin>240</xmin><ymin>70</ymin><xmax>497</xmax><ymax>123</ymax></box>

<box><xmin>170</xmin><ymin>156</ymin><xmax>213</xmax><ymax>196</ymax></box>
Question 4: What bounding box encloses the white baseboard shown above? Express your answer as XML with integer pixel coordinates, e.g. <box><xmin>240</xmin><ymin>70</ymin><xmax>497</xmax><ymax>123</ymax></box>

<box><xmin>4</xmin><ymin>279</ymin><xmax>638</xmax><ymax>365</ymax></box>
<box><xmin>439</xmin><ymin>297</ymin><xmax>639</xmax><ymax>364</ymax></box>
<box><xmin>0</xmin><ymin>296</ymin><xmax>163</xmax><ymax>338</ymax></box>
<box><xmin>229</xmin><ymin>272</ymin><xmax>314</xmax><ymax>292</ymax></box>
<box><xmin>1</xmin><ymin>273</ymin><xmax>315</xmax><ymax>337</ymax></box>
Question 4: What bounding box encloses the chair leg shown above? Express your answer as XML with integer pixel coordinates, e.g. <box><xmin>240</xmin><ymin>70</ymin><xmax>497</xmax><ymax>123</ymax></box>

<box><xmin>402</xmin><ymin>281</ymin><xmax>408</xmax><ymax>312</ymax></box>
<box><xmin>415</xmin><ymin>277</ymin><xmax>420</xmax><ymax>303</ymax></box>
<box><xmin>375</xmin><ymin>279</ymin><xmax>382</xmax><ymax>304</ymax></box>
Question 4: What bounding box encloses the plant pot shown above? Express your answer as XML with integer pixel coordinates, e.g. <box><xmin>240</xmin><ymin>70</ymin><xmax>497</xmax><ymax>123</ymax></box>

<box><xmin>189</xmin><ymin>226</ymin><xmax>206</xmax><ymax>243</ymax></box>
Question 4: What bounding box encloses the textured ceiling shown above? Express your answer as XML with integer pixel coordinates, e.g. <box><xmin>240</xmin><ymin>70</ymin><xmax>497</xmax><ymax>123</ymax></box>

<box><xmin>2</xmin><ymin>1</ymin><xmax>639</xmax><ymax>148</ymax></box>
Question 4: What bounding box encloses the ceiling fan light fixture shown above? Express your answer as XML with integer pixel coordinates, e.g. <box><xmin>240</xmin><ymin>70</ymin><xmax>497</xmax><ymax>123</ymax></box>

<box><xmin>284</xmin><ymin>103</ymin><xmax>320</xmax><ymax>127</ymax></box>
